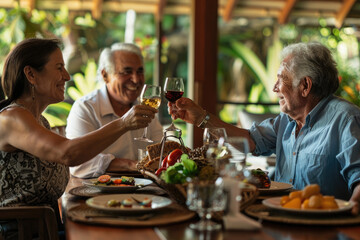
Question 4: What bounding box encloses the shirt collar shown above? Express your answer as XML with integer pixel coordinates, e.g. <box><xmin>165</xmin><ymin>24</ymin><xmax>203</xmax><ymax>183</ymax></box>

<box><xmin>305</xmin><ymin>95</ymin><xmax>333</xmax><ymax>127</ymax></box>
<box><xmin>285</xmin><ymin>95</ymin><xmax>333</xmax><ymax>127</ymax></box>
<box><xmin>98</xmin><ymin>85</ymin><xmax>116</xmax><ymax>117</ymax></box>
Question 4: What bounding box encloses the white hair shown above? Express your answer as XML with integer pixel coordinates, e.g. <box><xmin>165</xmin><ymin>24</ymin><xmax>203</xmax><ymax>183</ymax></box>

<box><xmin>96</xmin><ymin>43</ymin><xmax>143</xmax><ymax>82</ymax></box>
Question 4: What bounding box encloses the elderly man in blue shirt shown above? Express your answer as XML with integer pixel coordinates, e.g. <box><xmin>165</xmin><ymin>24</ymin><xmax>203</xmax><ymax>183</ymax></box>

<box><xmin>167</xmin><ymin>42</ymin><xmax>360</xmax><ymax>215</ymax></box>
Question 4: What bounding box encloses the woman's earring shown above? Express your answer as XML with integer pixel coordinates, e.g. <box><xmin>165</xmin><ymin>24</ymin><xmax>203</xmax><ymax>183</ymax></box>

<box><xmin>31</xmin><ymin>84</ymin><xmax>35</xmax><ymax>101</ymax></box>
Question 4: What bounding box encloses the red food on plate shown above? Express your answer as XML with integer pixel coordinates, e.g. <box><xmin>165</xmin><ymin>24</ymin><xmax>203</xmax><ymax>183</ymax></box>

<box><xmin>248</xmin><ymin>168</ymin><xmax>271</xmax><ymax>188</ymax></box>
<box><xmin>141</xmin><ymin>197</ymin><xmax>152</xmax><ymax>207</ymax></box>
<box><xmin>97</xmin><ymin>174</ymin><xmax>111</xmax><ymax>183</ymax></box>
<box><xmin>113</xmin><ymin>178</ymin><xmax>123</xmax><ymax>185</ymax></box>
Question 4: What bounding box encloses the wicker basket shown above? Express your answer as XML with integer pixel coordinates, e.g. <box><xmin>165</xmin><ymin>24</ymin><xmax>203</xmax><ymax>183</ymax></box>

<box><xmin>140</xmin><ymin>170</ymin><xmax>259</xmax><ymax>211</ymax></box>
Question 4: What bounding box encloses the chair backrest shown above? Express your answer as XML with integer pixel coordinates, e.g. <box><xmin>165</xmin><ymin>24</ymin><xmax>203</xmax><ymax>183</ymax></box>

<box><xmin>0</xmin><ymin>206</ymin><xmax>59</xmax><ymax>240</ymax></box>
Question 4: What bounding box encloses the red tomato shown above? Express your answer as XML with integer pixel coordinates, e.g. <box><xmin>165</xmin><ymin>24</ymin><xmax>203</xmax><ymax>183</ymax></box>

<box><xmin>155</xmin><ymin>167</ymin><xmax>167</xmax><ymax>176</ymax></box>
<box><xmin>161</xmin><ymin>155</ymin><xmax>168</xmax><ymax>168</ymax></box>
<box><xmin>113</xmin><ymin>179</ymin><xmax>123</xmax><ymax>185</ymax></box>
<box><xmin>97</xmin><ymin>175</ymin><xmax>111</xmax><ymax>183</ymax></box>
<box><xmin>167</xmin><ymin>149</ymin><xmax>182</xmax><ymax>166</ymax></box>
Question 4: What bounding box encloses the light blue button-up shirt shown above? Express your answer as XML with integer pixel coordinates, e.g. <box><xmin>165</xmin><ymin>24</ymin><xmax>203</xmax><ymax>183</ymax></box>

<box><xmin>250</xmin><ymin>95</ymin><xmax>360</xmax><ymax>200</ymax></box>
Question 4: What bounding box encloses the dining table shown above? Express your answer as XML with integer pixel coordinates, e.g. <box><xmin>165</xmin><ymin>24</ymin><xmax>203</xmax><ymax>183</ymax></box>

<box><xmin>60</xmin><ymin>174</ymin><xmax>360</xmax><ymax>240</ymax></box>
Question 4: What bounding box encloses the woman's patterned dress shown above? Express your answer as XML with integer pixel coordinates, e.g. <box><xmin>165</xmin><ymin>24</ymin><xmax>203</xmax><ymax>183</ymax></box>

<box><xmin>0</xmin><ymin>104</ymin><xmax>69</xmax><ymax>208</ymax></box>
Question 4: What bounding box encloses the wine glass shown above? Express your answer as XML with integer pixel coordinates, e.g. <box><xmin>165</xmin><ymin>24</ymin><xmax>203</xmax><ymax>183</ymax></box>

<box><xmin>203</xmin><ymin>127</ymin><xmax>228</xmax><ymax>147</ymax></box>
<box><xmin>226</xmin><ymin>137</ymin><xmax>249</xmax><ymax>170</ymax></box>
<box><xmin>164</xmin><ymin>77</ymin><xmax>185</xmax><ymax>131</ymax></box>
<box><xmin>134</xmin><ymin>84</ymin><xmax>161</xmax><ymax>143</ymax></box>
<box><xmin>186</xmin><ymin>179</ymin><xmax>226</xmax><ymax>231</ymax></box>
<box><xmin>221</xmin><ymin>137</ymin><xmax>251</xmax><ymax>208</ymax></box>
<box><xmin>203</xmin><ymin>128</ymin><xmax>229</xmax><ymax>174</ymax></box>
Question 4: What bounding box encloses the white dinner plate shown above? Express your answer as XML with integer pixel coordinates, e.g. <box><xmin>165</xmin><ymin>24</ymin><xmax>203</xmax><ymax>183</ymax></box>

<box><xmin>82</xmin><ymin>178</ymin><xmax>153</xmax><ymax>193</ymax></box>
<box><xmin>86</xmin><ymin>194</ymin><xmax>172</xmax><ymax>213</ymax></box>
<box><xmin>258</xmin><ymin>181</ymin><xmax>293</xmax><ymax>194</ymax></box>
<box><xmin>262</xmin><ymin>197</ymin><xmax>355</xmax><ymax>215</ymax></box>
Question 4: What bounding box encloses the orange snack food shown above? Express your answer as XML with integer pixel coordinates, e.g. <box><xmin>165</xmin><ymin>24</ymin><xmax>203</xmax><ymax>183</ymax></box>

<box><xmin>302</xmin><ymin>184</ymin><xmax>320</xmax><ymax>199</ymax></box>
<box><xmin>308</xmin><ymin>194</ymin><xmax>322</xmax><ymax>209</ymax></box>
<box><xmin>283</xmin><ymin>197</ymin><xmax>301</xmax><ymax>209</ymax></box>
<box><xmin>280</xmin><ymin>195</ymin><xmax>290</xmax><ymax>205</ymax></box>
<box><xmin>289</xmin><ymin>190</ymin><xmax>302</xmax><ymax>200</ymax></box>
<box><xmin>280</xmin><ymin>184</ymin><xmax>339</xmax><ymax>210</ymax></box>
<box><xmin>321</xmin><ymin>196</ymin><xmax>339</xmax><ymax>209</ymax></box>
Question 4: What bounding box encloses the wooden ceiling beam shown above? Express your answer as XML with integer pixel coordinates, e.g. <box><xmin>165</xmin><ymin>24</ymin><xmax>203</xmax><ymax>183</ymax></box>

<box><xmin>155</xmin><ymin>0</ymin><xmax>167</xmax><ymax>22</ymax></box>
<box><xmin>92</xmin><ymin>0</ymin><xmax>103</xmax><ymax>20</ymax></box>
<box><xmin>335</xmin><ymin>0</ymin><xmax>356</xmax><ymax>28</ymax></box>
<box><xmin>278</xmin><ymin>0</ymin><xmax>298</xmax><ymax>24</ymax></box>
<box><xmin>223</xmin><ymin>0</ymin><xmax>237</xmax><ymax>22</ymax></box>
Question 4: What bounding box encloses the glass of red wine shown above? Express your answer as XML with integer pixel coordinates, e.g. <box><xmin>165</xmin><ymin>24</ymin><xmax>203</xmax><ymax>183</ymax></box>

<box><xmin>164</xmin><ymin>77</ymin><xmax>185</xmax><ymax>131</ymax></box>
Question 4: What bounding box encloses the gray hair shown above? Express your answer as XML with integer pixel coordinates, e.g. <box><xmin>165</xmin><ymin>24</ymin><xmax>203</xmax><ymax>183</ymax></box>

<box><xmin>96</xmin><ymin>42</ymin><xmax>143</xmax><ymax>82</ymax></box>
<box><xmin>281</xmin><ymin>42</ymin><xmax>339</xmax><ymax>99</ymax></box>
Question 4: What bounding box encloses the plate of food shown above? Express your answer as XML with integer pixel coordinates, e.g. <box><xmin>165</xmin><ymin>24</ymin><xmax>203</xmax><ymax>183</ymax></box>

<box><xmin>247</xmin><ymin>169</ymin><xmax>293</xmax><ymax>194</ymax></box>
<box><xmin>258</xmin><ymin>181</ymin><xmax>293</xmax><ymax>194</ymax></box>
<box><xmin>86</xmin><ymin>194</ymin><xmax>172</xmax><ymax>213</ymax></box>
<box><xmin>262</xmin><ymin>184</ymin><xmax>355</xmax><ymax>215</ymax></box>
<box><xmin>262</xmin><ymin>196</ymin><xmax>354</xmax><ymax>215</ymax></box>
<box><xmin>82</xmin><ymin>175</ymin><xmax>153</xmax><ymax>192</ymax></box>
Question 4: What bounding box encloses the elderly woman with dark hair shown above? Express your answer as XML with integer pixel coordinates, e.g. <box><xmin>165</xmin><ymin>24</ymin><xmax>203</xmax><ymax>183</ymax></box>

<box><xmin>168</xmin><ymin>42</ymin><xmax>360</xmax><ymax>215</ymax></box>
<box><xmin>0</xmin><ymin>38</ymin><xmax>157</xmax><ymax>228</ymax></box>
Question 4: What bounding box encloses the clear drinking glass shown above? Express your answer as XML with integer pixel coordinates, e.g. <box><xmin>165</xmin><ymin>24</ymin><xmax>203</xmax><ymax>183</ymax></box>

<box><xmin>134</xmin><ymin>84</ymin><xmax>161</xmax><ymax>143</ymax></box>
<box><xmin>164</xmin><ymin>77</ymin><xmax>185</xmax><ymax>131</ymax></box>
<box><xmin>226</xmin><ymin>136</ymin><xmax>250</xmax><ymax>172</ymax></box>
<box><xmin>221</xmin><ymin>137</ymin><xmax>252</xmax><ymax>200</ymax></box>
<box><xmin>186</xmin><ymin>179</ymin><xmax>226</xmax><ymax>231</ymax></box>
<box><xmin>203</xmin><ymin>127</ymin><xmax>228</xmax><ymax>147</ymax></box>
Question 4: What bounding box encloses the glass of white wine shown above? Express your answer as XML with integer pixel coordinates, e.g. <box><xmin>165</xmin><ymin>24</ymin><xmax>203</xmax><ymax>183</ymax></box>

<box><xmin>134</xmin><ymin>84</ymin><xmax>161</xmax><ymax>143</ymax></box>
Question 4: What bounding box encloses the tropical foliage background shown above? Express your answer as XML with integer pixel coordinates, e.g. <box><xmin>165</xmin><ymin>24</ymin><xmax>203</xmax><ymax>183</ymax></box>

<box><xmin>0</xmin><ymin>5</ymin><xmax>359</xmax><ymax>137</ymax></box>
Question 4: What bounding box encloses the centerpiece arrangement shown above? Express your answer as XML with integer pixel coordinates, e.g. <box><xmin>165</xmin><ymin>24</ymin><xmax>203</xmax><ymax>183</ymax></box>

<box><xmin>136</xmin><ymin>140</ymin><xmax>258</xmax><ymax>210</ymax></box>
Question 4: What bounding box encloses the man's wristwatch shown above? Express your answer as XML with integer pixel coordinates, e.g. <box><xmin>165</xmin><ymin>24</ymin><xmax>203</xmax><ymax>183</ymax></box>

<box><xmin>197</xmin><ymin>111</ymin><xmax>210</xmax><ymax>129</ymax></box>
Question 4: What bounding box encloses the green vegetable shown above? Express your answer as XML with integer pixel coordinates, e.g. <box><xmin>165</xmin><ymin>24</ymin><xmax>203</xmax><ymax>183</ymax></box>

<box><xmin>181</xmin><ymin>154</ymin><xmax>198</xmax><ymax>177</ymax></box>
<box><xmin>161</xmin><ymin>154</ymin><xmax>198</xmax><ymax>184</ymax></box>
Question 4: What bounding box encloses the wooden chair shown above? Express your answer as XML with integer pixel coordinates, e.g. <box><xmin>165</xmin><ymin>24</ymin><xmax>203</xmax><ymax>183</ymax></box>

<box><xmin>0</xmin><ymin>206</ymin><xmax>59</xmax><ymax>240</ymax></box>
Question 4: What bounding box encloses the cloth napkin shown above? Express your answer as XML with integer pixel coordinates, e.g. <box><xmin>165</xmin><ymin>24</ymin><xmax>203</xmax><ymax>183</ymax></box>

<box><xmin>222</xmin><ymin>177</ymin><xmax>262</xmax><ymax>230</ymax></box>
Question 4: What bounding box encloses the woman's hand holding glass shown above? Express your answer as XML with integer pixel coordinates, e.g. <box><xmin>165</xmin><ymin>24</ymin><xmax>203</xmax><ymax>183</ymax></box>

<box><xmin>134</xmin><ymin>84</ymin><xmax>161</xmax><ymax>143</ymax></box>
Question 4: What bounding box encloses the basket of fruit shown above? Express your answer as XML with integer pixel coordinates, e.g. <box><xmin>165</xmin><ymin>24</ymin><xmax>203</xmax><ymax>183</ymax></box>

<box><xmin>137</xmin><ymin>142</ymin><xmax>259</xmax><ymax>210</ymax></box>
